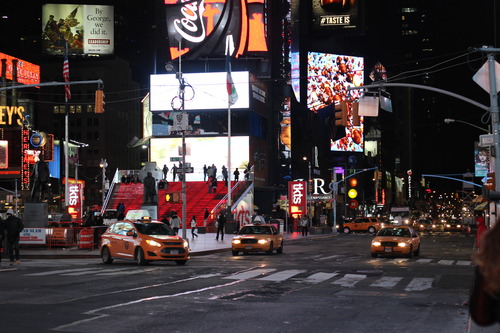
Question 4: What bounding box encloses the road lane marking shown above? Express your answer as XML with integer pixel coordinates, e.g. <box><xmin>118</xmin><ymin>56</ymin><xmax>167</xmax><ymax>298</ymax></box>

<box><xmin>302</xmin><ymin>272</ymin><xmax>339</xmax><ymax>284</ymax></box>
<box><xmin>97</xmin><ymin>268</ymin><xmax>157</xmax><ymax>276</ymax></box>
<box><xmin>25</xmin><ymin>268</ymin><xmax>98</xmax><ymax>276</ymax></box>
<box><xmin>456</xmin><ymin>260</ymin><xmax>471</xmax><ymax>266</ymax></box>
<box><xmin>332</xmin><ymin>274</ymin><xmax>366</xmax><ymax>288</ymax></box>
<box><xmin>258</xmin><ymin>269</ymin><xmax>306</xmax><ymax>282</ymax></box>
<box><xmin>416</xmin><ymin>259</ymin><xmax>432</xmax><ymax>264</ymax></box>
<box><xmin>370</xmin><ymin>276</ymin><xmax>403</xmax><ymax>288</ymax></box>
<box><xmin>405</xmin><ymin>277</ymin><xmax>433</xmax><ymax>291</ymax></box>
<box><xmin>438</xmin><ymin>260</ymin><xmax>454</xmax><ymax>265</ymax></box>
<box><xmin>223</xmin><ymin>268</ymin><xmax>276</xmax><ymax>280</ymax></box>
<box><xmin>317</xmin><ymin>255</ymin><xmax>343</xmax><ymax>261</ymax></box>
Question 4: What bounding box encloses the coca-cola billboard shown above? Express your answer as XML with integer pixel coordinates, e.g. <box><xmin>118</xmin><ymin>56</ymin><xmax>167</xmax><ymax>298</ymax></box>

<box><xmin>164</xmin><ymin>0</ymin><xmax>268</xmax><ymax>60</ymax></box>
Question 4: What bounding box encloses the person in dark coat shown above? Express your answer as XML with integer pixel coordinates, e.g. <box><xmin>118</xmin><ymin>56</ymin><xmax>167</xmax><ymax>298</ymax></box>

<box><xmin>143</xmin><ymin>172</ymin><xmax>157</xmax><ymax>205</ymax></box>
<box><xmin>216</xmin><ymin>212</ymin><xmax>226</xmax><ymax>241</ymax></box>
<box><xmin>4</xmin><ymin>209</ymin><xmax>24</xmax><ymax>265</ymax></box>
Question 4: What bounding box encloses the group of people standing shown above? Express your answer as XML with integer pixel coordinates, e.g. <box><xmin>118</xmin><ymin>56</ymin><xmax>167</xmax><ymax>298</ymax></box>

<box><xmin>0</xmin><ymin>209</ymin><xmax>24</xmax><ymax>267</ymax></box>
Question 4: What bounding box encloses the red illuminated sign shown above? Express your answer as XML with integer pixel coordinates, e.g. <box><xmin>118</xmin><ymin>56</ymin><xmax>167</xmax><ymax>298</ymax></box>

<box><xmin>21</xmin><ymin>128</ymin><xmax>30</xmax><ymax>190</ymax></box>
<box><xmin>68</xmin><ymin>183</ymin><xmax>83</xmax><ymax>219</ymax></box>
<box><xmin>165</xmin><ymin>0</ymin><xmax>268</xmax><ymax>60</ymax></box>
<box><xmin>0</xmin><ymin>53</ymin><xmax>40</xmax><ymax>86</ymax></box>
<box><xmin>288</xmin><ymin>181</ymin><xmax>307</xmax><ymax>217</ymax></box>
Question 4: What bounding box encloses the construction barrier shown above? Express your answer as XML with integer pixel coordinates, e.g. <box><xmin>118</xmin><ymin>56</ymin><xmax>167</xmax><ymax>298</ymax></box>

<box><xmin>79</xmin><ymin>228</ymin><xmax>94</xmax><ymax>249</ymax></box>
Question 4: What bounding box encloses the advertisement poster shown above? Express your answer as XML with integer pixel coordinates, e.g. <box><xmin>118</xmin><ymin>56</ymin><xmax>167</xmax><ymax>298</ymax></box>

<box><xmin>42</xmin><ymin>4</ymin><xmax>114</xmax><ymax>56</ymax></box>
<box><xmin>20</xmin><ymin>228</ymin><xmax>47</xmax><ymax>245</ymax></box>
<box><xmin>474</xmin><ymin>142</ymin><xmax>489</xmax><ymax>178</ymax></box>
<box><xmin>164</xmin><ymin>0</ymin><xmax>267</xmax><ymax>60</ymax></box>
<box><xmin>307</xmin><ymin>52</ymin><xmax>364</xmax><ymax>152</ymax></box>
<box><xmin>311</xmin><ymin>0</ymin><xmax>364</xmax><ymax>33</ymax></box>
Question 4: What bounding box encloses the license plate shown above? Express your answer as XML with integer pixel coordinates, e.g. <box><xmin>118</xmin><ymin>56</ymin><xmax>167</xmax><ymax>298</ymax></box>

<box><xmin>170</xmin><ymin>250</ymin><xmax>179</xmax><ymax>254</ymax></box>
<box><xmin>384</xmin><ymin>247</ymin><xmax>392</xmax><ymax>252</ymax></box>
<box><xmin>245</xmin><ymin>246</ymin><xmax>252</xmax><ymax>250</ymax></box>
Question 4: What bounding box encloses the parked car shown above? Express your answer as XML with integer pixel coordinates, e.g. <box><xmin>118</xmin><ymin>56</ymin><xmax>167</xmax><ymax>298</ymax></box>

<box><xmin>342</xmin><ymin>217</ymin><xmax>384</xmax><ymax>234</ymax></box>
<box><xmin>100</xmin><ymin>219</ymin><xmax>190</xmax><ymax>265</ymax></box>
<box><xmin>231</xmin><ymin>224</ymin><xmax>283</xmax><ymax>255</ymax></box>
<box><xmin>371</xmin><ymin>226</ymin><xmax>421</xmax><ymax>258</ymax></box>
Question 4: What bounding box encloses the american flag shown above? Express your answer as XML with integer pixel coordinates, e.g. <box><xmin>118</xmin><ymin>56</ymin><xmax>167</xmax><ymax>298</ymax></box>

<box><xmin>63</xmin><ymin>41</ymin><xmax>71</xmax><ymax>100</ymax></box>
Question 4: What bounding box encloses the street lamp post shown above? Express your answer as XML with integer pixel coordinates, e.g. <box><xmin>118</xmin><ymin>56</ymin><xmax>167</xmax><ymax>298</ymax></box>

<box><xmin>443</xmin><ymin>118</ymin><xmax>490</xmax><ymax>133</ymax></box>
<box><xmin>99</xmin><ymin>158</ymin><xmax>107</xmax><ymax>206</ymax></box>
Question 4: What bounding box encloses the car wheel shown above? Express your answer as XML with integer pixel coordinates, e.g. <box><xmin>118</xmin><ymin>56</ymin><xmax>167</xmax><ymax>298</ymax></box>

<box><xmin>176</xmin><ymin>260</ymin><xmax>187</xmax><ymax>265</ymax></box>
<box><xmin>368</xmin><ymin>226</ymin><xmax>376</xmax><ymax>234</ymax></box>
<box><xmin>277</xmin><ymin>241</ymin><xmax>284</xmax><ymax>254</ymax></box>
<box><xmin>407</xmin><ymin>246</ymin><xmax>413</xmax><ymax>259</ymax></box>
<box><xmin>371</xmin><ymin>252</ymin><xmax>378</xmax><ymax>258</ymax></box>
<box><xmin>343</xmin><ymin>227</ymin><xmax>351</xmax><ymax>234</ymax></box>
<box><xmin>414</xmin><ymin>245</ymin><xmax>420</xmax><ymax>256</ymax></box>
<box><xmin>101</xmin><ymin>246</ymin><xmax>113</xmax><ymax>264</ymax></box>
<box><xmin>136</xmin><ymin>247</ymin><xmax>149</xmax><ymax>265</ymax></box>
<box><xmin>266</xmin><ymin>242</ymin><xmax>274</xmax><ymax>255</ymax></box>
<box><xmin>232</xmin><ymin>250</ymin><xmax>239</xmax><ymax>256</ymax></box>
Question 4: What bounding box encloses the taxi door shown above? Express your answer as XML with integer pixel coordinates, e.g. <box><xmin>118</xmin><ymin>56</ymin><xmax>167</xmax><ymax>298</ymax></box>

<box><xmin>118</xmin><ymin>222</ymin><xmax>136</xmax><ymax>259</ymax></box>
<box><xmin>352</xmin><ymin>218</ymin><xmax>366</xmax><ymax>232</ymax></box>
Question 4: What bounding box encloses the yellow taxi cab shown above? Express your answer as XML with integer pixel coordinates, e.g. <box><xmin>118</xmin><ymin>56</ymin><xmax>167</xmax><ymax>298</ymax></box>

<box><xmin>343</xmin><ymin>217</ymin><xmax>384</xmax><ymax>234</ymax></box>
<box><xmin>231</xmin><ymin>223</ymin><xmax>283</xmax><ymax>256</ymax></box>
<box><xmin>371</xmin><ymin>226</ymin><xmax>421</xmax><ymax>258</ymax></box>
<box><xmin>100</xmin><ymin>218</ymin><xmax>190</xmax><ymax>265</ymax></box>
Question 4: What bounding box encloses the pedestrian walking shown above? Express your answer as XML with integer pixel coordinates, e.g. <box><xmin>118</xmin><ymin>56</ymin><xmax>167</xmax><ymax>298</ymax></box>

<box><xmin>222</xmin><ymin>165</ymin><xmax>228</xmax><ymax>185</ymax></box>
<box><xmin>203</xmin><ymin>164</ymin><xmax>208</xmax><ymax>181</ymax></box>
<box><xmin>288</xmin><ymin>215</ymin><xmax>294</xmax><ymax>233</ymax></box>
<box><xmin>475</xmin><ymin>212</ymin><xmax>487</xmax><ymax>250</ymax></box>
<box><xmin>216</xmin><ymin>212</ymin><xmax>226</xmax><ymax>241</ymax></box>
<box><xmin>162</xmin><ymin>164</ymin><xmax>169</xmax><ymax>180</ymax></box>
<box><xmin>469</xmin><ymin>219</ymin><xmax>500</xmax><ymax>327</ymax></box>
<box><xmin>190</xmin><ymin>216</ymin><xmax>198</xmax><ymax>239</ymax></box>
<box><xmin>233</xmin><ymin>168</ymin><xmax>240</xmax><ymax>181</ymax></box>
<box><xmin>170</xmin><ymin>212</ymin><xmax>181</xmax><ymax>235</ymax></box>
<box><xmin>4</xmin><ymin>209</ymin><xmax>24</xmax><ymax>265</ymax></box>
<box><xmin>300</xmin><ymin>214</ymin><xmax>310</xmax><ymax>236</ymax></box>
<box><xmin>172</xmin><ymin>164</ymin><xmax>178</xmax><ymax>182</ymax></box>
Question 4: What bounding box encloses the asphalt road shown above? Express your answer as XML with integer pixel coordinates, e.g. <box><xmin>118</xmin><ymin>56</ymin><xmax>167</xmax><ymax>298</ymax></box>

<box><xmin>0</xmin><ymin>231</ymin><xmax>483</xmax><ymax>332</ymax></box>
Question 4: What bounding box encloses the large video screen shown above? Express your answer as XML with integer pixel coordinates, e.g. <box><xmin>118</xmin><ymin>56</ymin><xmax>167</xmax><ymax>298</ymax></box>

<box><xmin>307</xmin><ymin>52</ymin><xmax>364</xmax><ymax>152</ymax></box>
<box><xmin>42</xmin><ymin>4</ymin><xmax>114</xmax><ymax>56</ymax></box>
<box><xmin>150</xmin><ymin>136</ymin><xmax>250</xmax><ymax>182</ymax></box>
<box><xmin>150</xmin><ymin>72</ymin><xmax>250</xmax><ymax>111</ymax></box>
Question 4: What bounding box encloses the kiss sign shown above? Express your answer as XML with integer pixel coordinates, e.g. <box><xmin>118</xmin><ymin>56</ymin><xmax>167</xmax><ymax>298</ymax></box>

<box><xmin>164</xmin><ymin>0</ymin><xmax>267</xmax><ymax>60</ymax></box>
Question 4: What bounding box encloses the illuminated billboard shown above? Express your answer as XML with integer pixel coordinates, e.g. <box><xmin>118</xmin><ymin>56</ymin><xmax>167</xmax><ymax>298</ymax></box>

<box><xmin>42</xmin><ymin>4</ymin><xmax>114</xmax><ymax>55</ymax></box>
<box><xmin>307</xmin><ymin>52</ymin><xmax>364</xmax><ymax>152</ymax></box>
<box><xmin>150</xmin><ymin>136</ymin><xmax>250</xmax><ymax>182</ymax></box>
<box><xmin>0</xmin><ymin>53</ymin><xmax>40</xmax><ymax>86</ymax></box>
<box><xmin>164</xmin><ymin>0</ymin><xmax>267</xmax><ymax>60</ymax></box>
<box><xmin>150</xmin><ymin>72</ymin><xmax>250</xmax><ymax>111</ymax></box>
<box><xmin>311</xmin><ymin>0</ymin><xmax>364</xmax><ymax>33</ymax></box>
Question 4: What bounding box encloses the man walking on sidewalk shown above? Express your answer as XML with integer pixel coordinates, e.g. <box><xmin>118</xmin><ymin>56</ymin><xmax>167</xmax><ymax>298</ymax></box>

<box><xmin>5</xmin><ymin>209</ymin><xmax>24</xmax><ymax>265</ymax></box>
<box><xmin>216</xmin><ymin>212</ymin><xmax>226</xmax><ymax>241</ymax></box>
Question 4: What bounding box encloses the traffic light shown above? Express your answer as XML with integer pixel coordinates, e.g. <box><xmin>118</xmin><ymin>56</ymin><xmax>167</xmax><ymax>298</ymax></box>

<box><xmin>352</xmin><ymin>102</ymin><xmax>360</xmax><ymax>126</ymax></box>
<box><xmin>335</xmin><ymin>101</ymin><xmax>348</xmax><ymax>127</ymax></box>
<box><xmin>347</xmin><ymin>177</ymin><xmax>358</xmax><ymax>199</ymax></box>
<box><xmin>95</xmin><ymin>89</ymin><xmax>105</xmax><ymax>113</ymax></box>
<box><xmin>485</xmin><ymin>172</ymin><xmax>495</xmax><ymax>190</ymax></box>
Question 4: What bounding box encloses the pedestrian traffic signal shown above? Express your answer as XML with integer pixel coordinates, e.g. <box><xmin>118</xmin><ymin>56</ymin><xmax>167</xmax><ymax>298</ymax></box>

<box><xmin>485</xmin><ymin>172</ymin><xmax>495</xmax><ymax>190</ymax></box>
<box><xmin>95</xmin><ymin>89</ymin><xmax>105</xmax><ymax>113</ymax></box>
<box><xmin>335</xmin><ymin>101</ymin><xmax>348</xmax><ymax>127</ymax></box>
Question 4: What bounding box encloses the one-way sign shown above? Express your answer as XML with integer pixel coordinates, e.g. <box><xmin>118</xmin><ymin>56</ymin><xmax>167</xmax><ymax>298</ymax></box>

<box><xmin>480</xmin><ymin>134</ymin><xmax>494</xmax><ymax>147</ymax></box>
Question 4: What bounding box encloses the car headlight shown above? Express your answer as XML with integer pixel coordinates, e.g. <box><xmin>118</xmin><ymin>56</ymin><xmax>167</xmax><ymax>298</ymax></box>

<box><xmin>258</xmin><ymin>239</ymin><xmax>268</xmax><ymax>245</ymax></box>
<box><xmin>457</xmin><ymin>225</ymin><xmax>461</xmax><ymax>228</ymax></box>
<box><xmin>432</xmin><ymin>224</ymin><xmax>436</xmax><ymax>228</ymax></box>
<box><xmin>419</xmin><ymin>224</ymin><xmax>424</xmax><ymax>228</ymax></box>
<box><xmin>146</xmin><ymin>239</ymin><xmax>162</xmax><ymax>247</ymax></box>
<box><xmin>372</xmin><ymin>241</ymin><xmax>381</xmax><ymax>246</ymax></box>
<box><xmin>232</xmin><ymin>239</ymin><xmax>241</xmax><ymax>244</ymax></box>
<box><xmin>183</xmin><ymin>240</ymin><xmax>189</xmax><ymax>248</ymax></box>
<box><xmin>398</xmin><ymin>242</ymin><xmax>408</xmax><ymax>247</ymax></box>
<box><xmin>446</xmin><ymin>224</ymin><xmax>451</xmax><ymax>228</ymax></box>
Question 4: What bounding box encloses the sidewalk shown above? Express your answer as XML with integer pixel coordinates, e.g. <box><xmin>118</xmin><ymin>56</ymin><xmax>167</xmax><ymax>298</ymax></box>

<box><xmin>16</xmin><ymin>231</ymin><xmax>334</xmax><ymax>259</ymax></box>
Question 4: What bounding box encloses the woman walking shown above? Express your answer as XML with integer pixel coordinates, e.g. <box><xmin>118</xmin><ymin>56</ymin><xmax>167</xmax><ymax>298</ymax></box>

<box><xmin>190</xmin><ymin>215</ymin><xmax>198</xmax><ymax>239</ymax></box>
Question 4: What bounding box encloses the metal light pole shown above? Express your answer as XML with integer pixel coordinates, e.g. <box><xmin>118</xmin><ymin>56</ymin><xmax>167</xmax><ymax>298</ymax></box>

<box><xmin>303</xmin><ymin>156</ymin><xmax>312</xmax><ymax>216</ymax></box>
<box><xmin>176</xmin><ymin>39</ymin><xmax>187</xmax><ymax>240</ymax></box>
<box><xmin>99</xmin><ymin>158</ymin><xmax>107</xmax><ymax>206</ymax></box>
